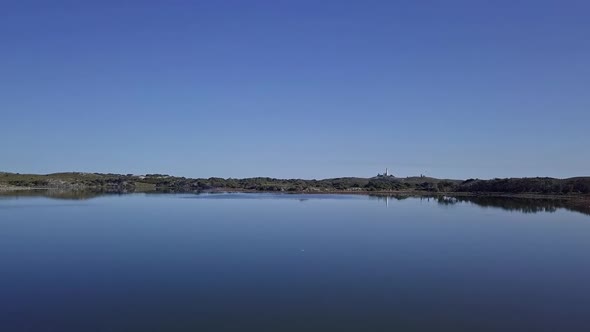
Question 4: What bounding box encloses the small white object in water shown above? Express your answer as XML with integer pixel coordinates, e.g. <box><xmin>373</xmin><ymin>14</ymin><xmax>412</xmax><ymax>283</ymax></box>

<box><xmin>301</xmin><ymin>249</ymin><xmax>305</xmax><ymax>252</ymax></box>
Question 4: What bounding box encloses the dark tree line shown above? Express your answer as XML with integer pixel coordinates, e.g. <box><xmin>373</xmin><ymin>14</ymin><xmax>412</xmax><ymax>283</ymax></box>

<box><xmin>2</xmin><ymin>172</ymin><xmax>590</xmax><ymax>195</ymax></box>
<box><xmin>456</xmin><ymin>177</ymin><xmax>590</xmax><ymax>194</ymax></box>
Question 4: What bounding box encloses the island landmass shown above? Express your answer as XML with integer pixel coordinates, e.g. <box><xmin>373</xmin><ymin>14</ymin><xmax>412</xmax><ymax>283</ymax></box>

<box><xmin>1</xmin><ymin>171</ymin><xmax>589</xmax><ymax>197</ymax></box>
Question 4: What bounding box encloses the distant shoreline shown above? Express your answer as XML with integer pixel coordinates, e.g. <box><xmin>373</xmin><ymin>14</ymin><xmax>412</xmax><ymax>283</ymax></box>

<box><xmin>2</xmin><ymin>171</ymin><xmax>590</xmax><ymax>198</ymax></box>
<box><xmin>2</xmin><ymin>185</ymin><xmax>590</xmax><ymax>202</ymax></box>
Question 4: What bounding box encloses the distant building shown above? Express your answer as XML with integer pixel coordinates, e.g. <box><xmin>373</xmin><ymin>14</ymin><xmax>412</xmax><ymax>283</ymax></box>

<box><xmin>377</xmin><ymin>168</ymin><xmax>394</xmax><ymax>177</ymax></box>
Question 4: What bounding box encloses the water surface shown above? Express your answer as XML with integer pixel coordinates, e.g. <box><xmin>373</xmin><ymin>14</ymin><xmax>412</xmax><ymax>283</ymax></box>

<box><xmin>1</xmin><ymin>193</ymin><xmax>590</xmax><ymax>331</ymax></box>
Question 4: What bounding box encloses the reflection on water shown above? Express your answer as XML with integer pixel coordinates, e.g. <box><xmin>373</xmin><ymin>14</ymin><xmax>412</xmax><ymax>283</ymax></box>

<box><xmin>370</xmin><ymin>194</ymin><xmax>590</xmax><ymax>216</ymax></box>
<box><xmin>0</xmin><ymin>188</ymin><xmax>131</xmax><ymax>200</ymax></box>
<box><xmin>447</xmin><ymin>195</ymin><xmax>590</xmax><ymax>216</ymax></box>
<box><xmin>2</xmin><ymin>189</ymin><xmax>589</xmax><ymax>216</ymax></box>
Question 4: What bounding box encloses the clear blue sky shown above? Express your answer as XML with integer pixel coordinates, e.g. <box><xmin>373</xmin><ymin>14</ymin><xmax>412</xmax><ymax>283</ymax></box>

<box><xmin>2</xmin><ymin>1</ymin><xmax>589</xmax><ymax>179</ymax></box>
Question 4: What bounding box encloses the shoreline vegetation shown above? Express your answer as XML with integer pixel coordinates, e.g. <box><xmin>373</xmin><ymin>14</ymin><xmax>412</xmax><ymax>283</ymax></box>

<box><xmin>2</xmin><ymin>171</ymin><xmax>589</xmax><ymax>216</ymax></box>
<box><xmin>1</xmin><ymin>171</ymin><xmax>589</xmax><ymax>198</ymax></box>
<box><xmin>1</xmin><ymin>181</ymin><xmax>589</xmax><ymax>216</ymax></box>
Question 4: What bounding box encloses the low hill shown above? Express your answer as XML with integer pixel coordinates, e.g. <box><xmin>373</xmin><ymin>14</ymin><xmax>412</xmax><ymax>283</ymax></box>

<box><xmin>1</xmin><ymin>172</ymin><xmax>589</xmax><ymax>195</ymax></box>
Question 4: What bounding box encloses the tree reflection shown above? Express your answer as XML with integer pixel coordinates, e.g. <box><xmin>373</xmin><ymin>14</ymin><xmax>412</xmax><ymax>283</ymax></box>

<box><xmin>369</xmin><ymin>194</ymin><xmax>590</xmax><ymax>216</ymax></box>
<box><xmin>2</xmin><ymin>189</ymin><xmax>589</xmax><ymax>216</ymax></box>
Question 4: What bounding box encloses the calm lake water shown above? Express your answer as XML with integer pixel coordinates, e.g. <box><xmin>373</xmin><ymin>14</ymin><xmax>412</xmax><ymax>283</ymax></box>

<box><xmin>1</xmin><ymin>192</ymin><xmax>590</xmax><ymax>332</ymax></box>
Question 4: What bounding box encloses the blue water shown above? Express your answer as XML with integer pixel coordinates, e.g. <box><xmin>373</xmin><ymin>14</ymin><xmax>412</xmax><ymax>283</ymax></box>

<box><xmin>1</xmin><ymin>193</ymin><xmax>590</xmax><ymax>331</ymax></box>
